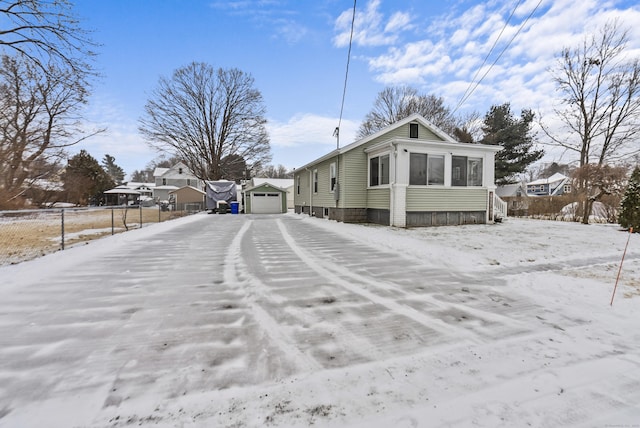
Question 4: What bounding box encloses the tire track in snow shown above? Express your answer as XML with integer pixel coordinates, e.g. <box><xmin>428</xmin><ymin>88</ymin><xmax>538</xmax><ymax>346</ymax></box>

<box><xmin>224</xmin><ymin>219</ymin><xmax>321</xmax><ymax>373</ymax></box>
<box><xmin>275</xmin><ymin>218</ymin><xmax>479</xmax><ymax>341</ymax></box>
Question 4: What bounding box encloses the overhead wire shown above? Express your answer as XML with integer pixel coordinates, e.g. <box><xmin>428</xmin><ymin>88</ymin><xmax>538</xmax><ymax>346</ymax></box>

<box><xmin>452</xmin><ymin>0</ymin><xmax>544</xmax><ymax>115</ymax></box>
<box><xmin>335</xmin><ymin>0</ymin><xmax>357</xmax><ymax>149</ymax></box>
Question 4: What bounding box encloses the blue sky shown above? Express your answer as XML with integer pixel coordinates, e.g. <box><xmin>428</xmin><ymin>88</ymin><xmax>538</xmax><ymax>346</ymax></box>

<box><xmin>72</xmin><ymin>0</ymin><xmax>640</xmax><ymax>178</ymax></box>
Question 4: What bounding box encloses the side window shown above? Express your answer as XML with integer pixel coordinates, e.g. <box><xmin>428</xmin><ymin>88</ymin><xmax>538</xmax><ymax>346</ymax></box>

<box><xmin>369</xmin><ymin>154</ymin><xmax>390</xmax><ymax>186</ymax></box>
<box><xmin>451</xmin><ymin>156</ymin><xmax>467</xmax><ymax>187</ymax></box>
<box><xmin>451</xmin><ymin>156</ymin><xmax>483</xmax><ymax>186</ymax></box>
<box><xmin>329</xmin><ymin>163</ymin><xmax>336</xmax><ymax>192</ymax></box>
<box><xmin>428</xmin><ymin>155</ymin><xmax>445</xmax><ymax>185</ymax></box>
<box><xmin>409</xmin><ymin>153</ymin><xmax>427</xmax><ymax>185</ymax></box>
<box><xmin>162</xmin><ymin>178</ymin><xmax>167</xmax><ymax>186</ymax></box>
<box><xmin>313</xmin><ymin>169</ymin><xmax>318</xmax><ymax>193</ymax></box>
<box><xmin>296</xmin><ymin>176</ymin><xmax>300</xmax><ymax>194</ymax></box>
<box><xmin>467</xmin><ymin>157</ymin><xmax>483</xmax><ymax>186</ymax></box>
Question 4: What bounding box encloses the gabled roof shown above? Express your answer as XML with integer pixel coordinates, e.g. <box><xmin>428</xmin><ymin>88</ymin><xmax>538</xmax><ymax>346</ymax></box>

<box><xmin>496</xmin><ymin>183</ymin><xmax>527</xmax><ymax>198</ymax></box>
<box><xmin>527</xmin><ymin>173</ymin><xmax>569</xmax><ymax>186</ymax></box>
<box><xmin>168</xmin><ymin>186</ymin><xmax>206</xmax><ymax>195</ymax></box>
<box><xmin>295</xmin><ymin>113</ymin><xmax>500</xmax><ymax>170</ymax></box>
<box><xmin>251</xmin><ymin>178</ymin><xmax>294</xmax><ymax>189</ymax></box>
<box><xmin>153</xmin><ymin>167</ymin><xmax>169</xmax><ymax>178</ymax></box>
<box><xmin>244</xmin><ymin>182</ymin><xmax>289</xmax><ymax>193</ymax></box>
<box><xmin>155</xmin><ymin>162</ymin><xmax>199</xmax><ymax>180</ymax></box>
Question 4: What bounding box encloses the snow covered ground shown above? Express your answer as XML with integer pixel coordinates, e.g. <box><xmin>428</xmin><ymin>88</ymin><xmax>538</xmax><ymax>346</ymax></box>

<box><xmin>1</xmin><ymin>213</ymin><xmax>639</xmax><ymax>427</ymax></box>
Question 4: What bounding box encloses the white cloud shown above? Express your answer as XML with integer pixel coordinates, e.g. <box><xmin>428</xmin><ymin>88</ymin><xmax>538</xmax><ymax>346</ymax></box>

<box><xmin>267</xmin><ymin>113</ymin><xmax>358</xmax><ymax>149</ymax></box>
<box><xmin>333</xmin><ymin>0</ymin><xmax>413</xmax><ymax>48</ymax></box>
<box><xmin>346</xmin><ymin>0</ymin><xmax>640</xmax><ymax>129</ymax></box>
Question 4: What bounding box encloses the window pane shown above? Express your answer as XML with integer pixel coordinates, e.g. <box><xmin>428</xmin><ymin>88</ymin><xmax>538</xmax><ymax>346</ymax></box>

<box><xmin>409</xmin><ymin>153</ymin><xmax>427</xmax><ymax>185</ymax></box>
<box><xmin>380</xmin><ymin>155</ymin><xmax>390</xmax><ymax>185</ymax></box>
<box><xmin>467</xmin><ymin>158</ymin><xmax>483</xmax><ymax>186</ymax></box>
<box><xmin>451</xmin><ymin>156</ymin><xmax>467</xmax><ymax>186</ymax></box>
<box><xmin>428</xmin><ymin>155</ymin><xmax>444</xmax><ymax>185</ymax></box>
<box><xmin>329</xmin><ymin>163</ymin><xmax>336</xmax><ymax>191</ymax></box>
<box><xmin>370</xmin><ymin>157</ymin><xmax>379</xmax><ymax>186</ymax></box>
<box><xmin>313</xmin><ymin>170</ymin><xmax>318</xmax><ymax>192</ymax></box>
<box><xmin>410</xmin><ymin>123</ymin><xmax>418</xmax><ymax>138</ymax></box>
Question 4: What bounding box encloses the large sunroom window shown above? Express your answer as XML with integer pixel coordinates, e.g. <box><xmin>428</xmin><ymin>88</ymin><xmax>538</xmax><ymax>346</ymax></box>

<box><xmin>369</xmin><ymin>154</ymin><xmax>389</xmax><ymax>186</ymax></box>
<box><xmin>409</xmin><ymin>153</ymin><xmax>444</xmax><ymax>185</ymax></box>
<box><xmin>452</xmin><ymin>156</ymin><xmax>483</xmax><ymax>187</ymax></box>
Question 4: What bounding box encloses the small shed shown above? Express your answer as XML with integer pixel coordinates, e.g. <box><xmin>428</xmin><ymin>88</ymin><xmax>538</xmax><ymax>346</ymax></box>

<box><xmin>244</xmin><ymin>182</ymin><xmax>288</xmax><ymax>214</ymax></box>
<box><xmin>168</xmin><ymin>186</ymin><xmax>206</xmax><ymax>211</ymax></box>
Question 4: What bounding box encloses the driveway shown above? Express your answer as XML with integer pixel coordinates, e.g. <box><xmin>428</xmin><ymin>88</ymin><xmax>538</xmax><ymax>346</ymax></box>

<box><xmin>1</xmin><ymin>213</ymin><xmax>637</xmax><ymax>427</ymax></box>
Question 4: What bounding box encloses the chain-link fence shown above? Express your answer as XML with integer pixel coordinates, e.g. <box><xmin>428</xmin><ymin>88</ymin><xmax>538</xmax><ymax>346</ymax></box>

<box><xmin>0</xmin><ymin>206</ymin><xmax>192</xmax><ymax>266</ymax></box>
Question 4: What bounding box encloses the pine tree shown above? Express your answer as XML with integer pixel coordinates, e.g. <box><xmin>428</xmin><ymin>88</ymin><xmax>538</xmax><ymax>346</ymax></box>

<box><xmin>64</xmin><ymin>150</ymin><xmax>115</xmax><ymax>205</ymax></box>
<box><xmin>101</xmin><ymin>154</ymin><xmax>125</xmax><ymax>184</ymax></box>
<box><xmin>619</xmin><ymin>167</ymin><xmax>640</xmax><ymax>231</ymax></box>
<box><xmin>480</xmin><ymin>103</ymin><xmax>544</xmax><ymax>185</ymax></box>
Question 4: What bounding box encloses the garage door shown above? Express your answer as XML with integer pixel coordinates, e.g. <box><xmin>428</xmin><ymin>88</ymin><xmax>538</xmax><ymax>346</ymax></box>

<box><xmin>251</xmin><ymin>192</ymin><xmax>282</xmax><ymax>214</ymax></box>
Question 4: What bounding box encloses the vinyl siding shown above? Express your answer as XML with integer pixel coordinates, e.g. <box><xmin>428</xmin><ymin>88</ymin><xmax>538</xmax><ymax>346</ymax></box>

<box><xmin>367</xmin><ymin>188</ymin><xmax>390</xmax><ymax>209</ymax></box>
<box><xmin>406</xmin><ymin>187</ymin><xmax>488</xmax><ymax>211</ymax></box>
<box><xmin>293</xmin><ymin>170</ymin><xmax>311</xmax><ymax>206</ymax></box>
<box><xmin>340</xmin><ymin>149</ymin><xmax>367</xmax><ymax>208</ymax></box>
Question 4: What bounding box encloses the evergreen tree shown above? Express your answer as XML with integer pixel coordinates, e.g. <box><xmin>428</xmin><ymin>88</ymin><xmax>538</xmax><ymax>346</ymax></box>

<box><xmin>619</xmin><ymin>167</ymin><xmax>640</xmax><ymax>231</ymax></box>
<box><xmin>101</xmin><ymin>154</ymin><xmax>125</xmax><ymax>184</ymax></box>
<box><xmin>480</xmin><ymin>103</ymin><xmax>544</xmax><ymax>185</ymax></box>
<box><xmin>63</xmin><ymin>150</ymin><xmax>115</xmax><ymax>205</ymax></box>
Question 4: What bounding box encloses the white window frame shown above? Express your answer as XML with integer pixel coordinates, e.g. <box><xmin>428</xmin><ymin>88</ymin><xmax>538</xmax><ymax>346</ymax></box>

<box><xmin>369</xmin><ymin>153</ymin><xmax>390</xmax><ymax>187</ymax></box>
<box><xmin>313</xmin><ymin>169</ymin><xmax>318</xmax><ymax>194</ymax></box>
<box><xmin>329</xmin><ymin>162</ymin><xmax>336</xmax><ymax>192</ymax></box>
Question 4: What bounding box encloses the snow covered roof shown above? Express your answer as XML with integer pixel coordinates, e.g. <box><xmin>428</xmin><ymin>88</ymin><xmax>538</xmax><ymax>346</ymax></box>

<box><xmin>168</xmin><ymin>186</ymin><xmax>206</xmax><ymax>195</ymax></box>
<box><xmin>251</xmin><ymin>178</ymin><xmax>293</xmax><ymax>189</ymax></box>
<box><xmin>154</xmin><ymin>185</ymin><xmax>180</xmax><ymax>190</ymax></box>
<box><xmin>527</xmin><ymin>173</ymin><xmax>569</xmax><ymax>186</ymax></box>
<box><xmin>153</xmin><ymin>167</ymin><xmax>169</xmax><ymax>178</ymax></box>
<box><xmin>104</xmin><ymin>187</ymin><xmax>141</xmax><ymax>195</ymax></box>
<box><xmin>496</xmin><ymin>183</ymin><xmax>526</xmax><ymax>197</ymax></box>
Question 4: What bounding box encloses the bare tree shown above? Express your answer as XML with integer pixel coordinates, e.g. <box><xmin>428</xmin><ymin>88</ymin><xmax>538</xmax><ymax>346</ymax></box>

<box><xmin>256</xmin><ymin>164</ymin><xmax>292</xmax><ymax>179</ymax></box>
<box><xmin>357</xmin><ymin>86</ymin><xmax>459</xmax><ymax>139</ymax></box>
<box><xmin>0</xmin><ymin>0</ymin><xmax>96</xmax><ymax>76</ymax></box>
<box><xmin>0</xmin><ymin>54</ymin><xmax>98</xmax><ymax>208</ymax></box>
<box><xmin>139</xmin><ymin>62</ymin><xmax>271</xmax><ymax>181</ymax></box>
<box><xmin>545</xmin><ymin>20</ymin><xmax>640</xmax><ymax>223</ymax></box>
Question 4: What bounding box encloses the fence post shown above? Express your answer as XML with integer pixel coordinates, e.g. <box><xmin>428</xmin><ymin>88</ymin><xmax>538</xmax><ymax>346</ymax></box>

<box><xmin>158</xmin><ymin>204</ymin><xmax>161</xmax><ymax>223</ymax></box>
<box><xmin>111</xmin><ymin>207</ymin><xmax>115</xmax><ymax>235</ymax></box>
<box><xmin>139</xmin><ymin>205</ymin><xmax>143</xmax><ymax>229</ymax></box>
<box><xmin>61</xmin><ymin>209</ymin><xmax>65</xmax><ymax>250</ymax></box>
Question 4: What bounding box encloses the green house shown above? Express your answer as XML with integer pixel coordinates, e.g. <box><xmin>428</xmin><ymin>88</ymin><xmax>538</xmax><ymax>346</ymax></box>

<box><xmin>293</xmin><ymin>113</ymin><xmax>505</xmax><ymax>227</ymax></box>
<box><xmin>244</xmin><ymin>182</ymin><xmax>288</xmax><ymax>214</ymax></box>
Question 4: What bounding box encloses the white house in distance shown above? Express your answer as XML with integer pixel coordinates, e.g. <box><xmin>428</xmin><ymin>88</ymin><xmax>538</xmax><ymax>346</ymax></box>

<box><xmin>153</xmin><ymin>162</ymin><xmax>203</xmax><ymax>202</ymax></box>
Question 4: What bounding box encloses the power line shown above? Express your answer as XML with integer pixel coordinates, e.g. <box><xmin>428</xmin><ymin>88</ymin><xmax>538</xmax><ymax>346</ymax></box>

<box><xmin>335</xmin><ymin>0</ymin><xmax>357</xmax><ymax>149</ymax></box>
<box><xmin>452</xmin><ymin>0</ymin><xmax>543</xmax><ymax>115</ymax></box>
<box><xmin>454</xmin><ymin>0</ymin><xmax>523</xmax><ymax>114</ymax></box>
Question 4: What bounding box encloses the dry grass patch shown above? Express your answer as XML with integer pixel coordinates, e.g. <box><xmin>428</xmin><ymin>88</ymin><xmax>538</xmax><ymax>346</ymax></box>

<box><xmin>0</xmin><ymin>207</ymin><xmax>189</xmax><ymax>265</ymax></box>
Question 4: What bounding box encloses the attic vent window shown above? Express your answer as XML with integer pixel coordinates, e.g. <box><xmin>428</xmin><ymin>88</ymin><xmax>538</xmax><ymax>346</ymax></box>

<box><xmin>410</xmin><ymin>123</ymin><xmax>418</xmax><ymax>138</ymax></box>
<box><xmin>178</xmin><ymin>168</ymin><xmax>183</xmax><ymax>174</ymax></box>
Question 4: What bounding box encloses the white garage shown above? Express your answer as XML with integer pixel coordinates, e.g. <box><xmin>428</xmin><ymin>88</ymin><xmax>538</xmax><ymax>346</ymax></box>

<box><xmin>244</xmin><ymin>183</ymin><xmax>287</xmax><ymax>214</ymax></box>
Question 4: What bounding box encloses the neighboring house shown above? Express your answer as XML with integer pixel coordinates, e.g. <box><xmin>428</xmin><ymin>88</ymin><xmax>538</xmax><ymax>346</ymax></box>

<box><xmin>104</xmin><ymin>185</ymin><xmax>141</xmax><ymax>206</ymax></box>
<box><xmin>243</xmin><ymin>182</ymin><xmax>288</xmax><ymax>214</ymax></box>
<box><xmin>153</xmin><ymin>162</ymin><xmax>203</xmax><ymax>202</ymax></box>
<box><xmin>496</xmin><ymin>183</ymin><xmax>529</xmax><ymax>216</ymax></box>
<box><xmin>168</xmin><ymin>186</ymin><xmax>206</xmax><ymax>211</ymax></box>
<box><xmin>526</xmin><ymin>173</ymin><xmax>571</xmax><ymax>196</ymax></box>
<box><xmin>245</xmin><ymin>178</ymin><xmax>294</xmax><ymax>209</ymax></box>
<box><xmin>293</xmin><ymin>113</ymin><xmax>504</xmax><ymax>228</ymax></box>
